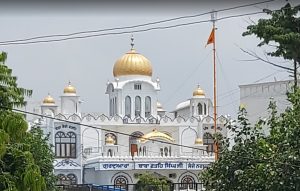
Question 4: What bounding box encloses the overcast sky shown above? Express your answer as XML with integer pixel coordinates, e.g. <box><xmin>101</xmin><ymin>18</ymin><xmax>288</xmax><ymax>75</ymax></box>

<box><xmin>0</xmin><ymin>0</ymin><xmax>296</xmax><ymax>118</ymax></box>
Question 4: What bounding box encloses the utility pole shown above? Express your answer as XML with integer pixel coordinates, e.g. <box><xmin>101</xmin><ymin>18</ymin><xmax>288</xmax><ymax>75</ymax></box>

<box><xmin>211</xmin><ymin>10</ymin><xmax>218</xmax><ymax>161</ymax></box>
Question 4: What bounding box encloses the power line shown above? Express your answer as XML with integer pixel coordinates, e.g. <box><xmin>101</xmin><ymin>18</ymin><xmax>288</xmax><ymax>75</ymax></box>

<box><xmin>0</xmin><ymin>0</ymin><xmax>277</xmax><ymax>44</ymax></box>
<box><xmin>7</xmin><ymin>106</ymin><xmax>300</xmax><ymax>168</ymax></box>
<box><xmin>0</xmin><ymin>11</ymin><xmax>266</xmax><ymax>46</ymax></box>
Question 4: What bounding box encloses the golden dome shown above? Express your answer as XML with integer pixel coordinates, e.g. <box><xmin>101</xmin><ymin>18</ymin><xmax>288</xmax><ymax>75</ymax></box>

<box><xmin>113</xmin><ymin>49</ymin><xmax>152</xmax><ymax>77</ymax></box>
<box><xmin>64</xmin><ymin>82</ymin><xmax>76</xmax><ymax>94</ymax></box>
<box><xmin>139</xmin><ymin>129</ymin><xmax>174</xmax><ymax>143</ymax></box>
<box><xmin>195</xmin><ymin>137</ymin><xmax>203</xmax><ymax>145</ymax></box>
<box><xmin>193</xmin><ymin>85</ymin><xmax>205</xmax><ymax>96</ymax></box>
<box><xmin>105</xmin><ymin>136</ymin><xmax>115</xmax><ymax>145</ymax></box>
<box><xmin>43</xmin><ymin>94</ymin><xmax>55</xmax><ymax>105</ymax></box>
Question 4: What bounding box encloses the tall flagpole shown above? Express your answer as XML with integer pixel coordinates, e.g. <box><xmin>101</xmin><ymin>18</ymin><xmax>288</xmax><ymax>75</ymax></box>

<box><xmin>211</xmin><ymin>11</ymin><xmax>218</xmax><ymax>161</ymax></box>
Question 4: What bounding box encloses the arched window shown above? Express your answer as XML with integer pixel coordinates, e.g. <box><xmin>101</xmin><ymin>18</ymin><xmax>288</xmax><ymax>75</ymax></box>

<box><xmin>114</xmin><ymin>175</ymin><xmax>128</xmax><ymax>189</ymax></box>
<box><xmin>145</xmin><ymin>96</ymin><xmax>151</xmax><ymax>118</ymax></box>
<box><xmin>181</xmin><ymin>175</ymin><xmax>195</xmax><ymax>189</ymax></box>
<box><xmin>67</xmin><ymin>174</ymin><xmax>77</xmax><ymax>185</ymax></box>
<box><xmin>57</xmin><ymin>174</ymin><xmax>67</xmax><ymax>185</ymax></box>
<box><xmin>135</xmin><ymin>96</ymin><xmax>141</xmax><ymax>117</ymax></box>
<box><xmin>107</xmin><ymin>149</ymin><xmax>113</xmax><ymax>157</ymax></box>
<box><xmin>125</xmin><ymin>96</ymin><xmax>131</xmax><ymax>118</ymax></box>
<box><xmin>55</xmin><ymin>131</ymin><xmax>76</xmax><ymax>158</ymax></box>
<box><xmin>204</xmin><ymin>103</ymin><xmax>207</xmax><ymax>115</ymax></box>
<box><xmin>114</xmin><ymin>97</ymin><xmax>117</xmax><ymax>115</ymax></box>
<box><xmin>164</xmin><ymin>147</ymin><xmax>168</xmax><ymax>157</ymax></box>
<box><xmin>160</xmin><ymin>148</ymin><xmax>163</xmax><ymax>157</ymax></box>
<box><xmin>169</xmin><ymin>146</ymin><xmax>172</xmax><ymax>156</ymax></box>
<box><xmin>203</xmin><ymin>133</ymin><xmax>214</xmax><ymax>155</ymax></box>
<box><xmin>143</xmin><ymin>146</ymin><xmax>147</xmax><ymax>156</ymax></box>
<box><xmin>110</xmin><ymin>99</ymin><xmax>112</xmax><ymax>116</ymax></box>
<box><xmin>105</xmin><ymin>133</ymin><xmax>117</xmax><ymax>145</ymax></box>
<box><xmin>112</xmin><ymin>98</ymin><xmax>115</xmax><ymax>115</ymax></box>
<box><xmin>57</xmin><ymin>174</ymin><xmax>77</xmax><ymax>185</ymax></box>
<box><xmin>198</xmin><ymin>103</ymin><xmax>203</xmax><ymax>115</ymax></box>
<box><xmin>129</xmin><ymin>131</ymin><xmax>143</xmax><ymax>156</ymax></box>
<box><xmin>191</xmin><ymin>106</ymin><xmax>194</xmax><ymax>116</ymax></box>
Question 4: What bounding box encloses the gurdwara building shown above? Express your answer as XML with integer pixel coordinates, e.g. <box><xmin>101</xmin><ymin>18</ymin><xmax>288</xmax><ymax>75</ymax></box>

<box><xmin>33</xmin><ymin>45</ymin><xmax>227</xmax><ymax>187</ymax></box>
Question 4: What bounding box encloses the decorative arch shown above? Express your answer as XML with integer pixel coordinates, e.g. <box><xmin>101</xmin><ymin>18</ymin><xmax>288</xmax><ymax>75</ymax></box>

<box><xmin>68</xmin><ymin>113</ymin><xmax>81</xmax><ymax>121</ymax></box>
<box><xmin>114</xmin><ymin>175</ymin><xmax>128</xmax><ymax>188</ymax></box>
<box><xmin>181</xmin><ymin>127</ymin><xmax>197</xmax><ymax>153</ymax></box>
<box><xmin>145</xmin><ymin>96</ymin><xmax>151</xmax><ymax>118</ymax></box>
<box><xmin>111</xmin><ymin>172</ymin><xmax>133</xmax><ymax>184</ymax></box>
<box><xmin>107</xmin><ymin>149</ymin><xmax>113</xmax><ymax>157</ymax></box>
<box><xmin>135</xmin><ymin>96</ymin><xmax>141</xmax><ymax>117</ymax></box>
<box><xmin>129</xmin><ymin>131</ymin><xmax>144</xmax><ymax>156</ymax></box>
<box><xmin>55</xmin><ymin>131</ymin><xmax>76</xmax><ymax>158</ymax></box>
<box><xmin>125</xmin><ymin>96</ymin><xmax>131</xmax><ymax>118</ymax></box>
<box><xmin>55</xmin><ymin>113</ymin><xmax>67</xmax><ymax>120</ymax></box>
<box><xmin>181</xmin><ymin>175</ymin><xmax>196</xmax><ymax>189</ymax></box>
<box><xmin>82</xmin><ymin>128</ymin><xmax>100</xmax><ymax>154</ymax></box>
<box><xmin>57</xmin><ymin>173</ymin><xmax>77</xmax><ymax>185</ymax></box>
<box><xmin>197</xmin><ymin>103</ymin><xmax>203</xmax><ymax>115</ymax></box>
<box><xmin>177</xmin><ymin>171</ymin><xmax>199</xmax><ymax>183</ymax></box>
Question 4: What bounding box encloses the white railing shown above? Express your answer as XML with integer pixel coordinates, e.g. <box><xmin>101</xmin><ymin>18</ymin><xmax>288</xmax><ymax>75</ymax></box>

<box><xmin>85</xmin><ymin>154</ymin><xmax>215</xmax><ymax>164</ymax></box>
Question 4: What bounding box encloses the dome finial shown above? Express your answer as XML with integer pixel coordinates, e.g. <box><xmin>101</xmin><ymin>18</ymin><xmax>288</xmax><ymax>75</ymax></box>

<box><xmin>64</xmin><ymin>81</ymin><xmax>76</xmax><ymax>94</ymax></box>
<box><xmin>130</xmin><ymin>34</ymin><xmax>134</xmax><ymax>50</ymax></box>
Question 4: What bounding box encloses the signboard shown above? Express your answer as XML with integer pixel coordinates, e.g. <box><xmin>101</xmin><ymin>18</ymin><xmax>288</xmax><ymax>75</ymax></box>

<box><xmin>135</xmin><ymin>162</ymin><xmax>186</xmax><ymax>170</ymax></box>
<box><xmin>97</xmin><ymin>163</ymin><xmax>133</xmax><ymax>171</ymax></box>
<box><xmin>54</xmin><ymin>123</ymin><xmax>78</xmax><ymax>131</ymax></box>
<box><xmin>94</xmin><ymin>162</ymin><xmax>210</xmax><ymax>171</ymax></box>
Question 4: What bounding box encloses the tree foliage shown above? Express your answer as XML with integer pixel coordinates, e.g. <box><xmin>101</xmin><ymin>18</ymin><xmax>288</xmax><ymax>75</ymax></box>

<box><xmin>200</xmin><ymin>88</ymin><xmax>300</xmax><ymax>190</ymax></box>
<box><xmin>243</xmin><ymin>3</ymin><xmax>300</xmax><ymax>88</ymax></box>
<box><xmin>0</xmin><ymin>52</ymin><xmax>55</xmax><ymax>191</ymax></box>
<box><xmin>136</xmin><ymin>172</ymin><xmax>169</xmax><ymax>191</ymax></box>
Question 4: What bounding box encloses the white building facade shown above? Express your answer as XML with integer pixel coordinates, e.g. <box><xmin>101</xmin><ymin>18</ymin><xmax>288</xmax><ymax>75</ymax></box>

<box><xmin>34</xmin><ymin>45</ymin><xmax>227</xmax><ymax>188</ymax></box>
<box><xmin>239</xmin><ymin>80</ymin><xmax>295</xmax><ymax>125</ymax></box>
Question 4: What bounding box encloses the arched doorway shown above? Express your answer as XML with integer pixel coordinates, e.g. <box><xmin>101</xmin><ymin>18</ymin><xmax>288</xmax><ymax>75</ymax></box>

<box><xmin>129</xmin><ymin>131</ymin><xmax>144</xmax><ymax>156</ymax></box>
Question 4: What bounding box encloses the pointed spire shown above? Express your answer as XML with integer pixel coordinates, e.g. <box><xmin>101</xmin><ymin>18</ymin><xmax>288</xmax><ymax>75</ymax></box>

<box><xmin>130</xmin><ymin>34</ymin><xmax>135</xmax><ymax>50</ymax></box>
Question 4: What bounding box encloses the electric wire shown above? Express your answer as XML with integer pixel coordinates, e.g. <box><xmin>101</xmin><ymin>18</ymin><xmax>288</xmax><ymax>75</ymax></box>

<box><xmin>0</xmin><ymin>11</ymin><xmax>267</xmax><ymax>46</ymax></box>
<box><xmin>0</xmin><ymin>0</ymin><xmax>277</xmax><ymax>44</ymax></box>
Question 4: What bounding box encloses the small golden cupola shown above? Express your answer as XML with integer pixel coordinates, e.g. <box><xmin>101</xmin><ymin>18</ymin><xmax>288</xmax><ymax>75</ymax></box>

<box><xmin>63</xmin><ymin>81</ymin><xmax>76</xmax><ymax>94</ymax></box>
<box><xmin>193</xmin><ymin>85</ymin><xmax>205</xmax><ymax>97</ymax></box>
<box><xmin>42</xmin><ymin>94</ymin><xmax>55</xmax><ymax>105</ymax></box>
<box><xmin>113</xmin><ymin>36</ymin><xmax>152</xmax><ymax>77</ymax></box>
<box><xmin>194</xmin><ymin>137</ymin><xmax>203</xmax><ymax>145</ymax></box>
<box><xmin>105</xmin><ymin>135</ymin><xmax>115</xmax><ymax>145</ymax></box>
<box><xmin>157</xmin><ymin>102</ymin><xmax>162</xmax><ymax>109</ymax></box>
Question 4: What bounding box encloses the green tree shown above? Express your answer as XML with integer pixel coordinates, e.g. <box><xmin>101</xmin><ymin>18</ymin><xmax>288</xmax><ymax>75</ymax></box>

<box><xmin>25</xmin><ymin>127</ymin><xmax>56</xmax><ymax>190</ymax></box>
<box><xmin>200</xmin><ymin>88</ymin><xmax>300</xmax><ymax>190</ymax></box>
<box><xmin>136</xmin><ymin>172</ymin><xmax>169</xmax><ymax>191</ymax></box>
<box><xmin>0</xmin><ymin>51</ymin><xmax>55</xmax><ymax>191</ymax></box>
<box><xmin>243</xmin><ymin>3</ymin><xmax>300</xmax><ymax>89</ymax></box>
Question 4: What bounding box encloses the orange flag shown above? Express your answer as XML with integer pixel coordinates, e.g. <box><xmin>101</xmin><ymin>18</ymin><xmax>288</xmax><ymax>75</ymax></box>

<box><xmin>206</xmin><ymin>28</ymin><xmax>215</xmax><ymax>46</ymax></box>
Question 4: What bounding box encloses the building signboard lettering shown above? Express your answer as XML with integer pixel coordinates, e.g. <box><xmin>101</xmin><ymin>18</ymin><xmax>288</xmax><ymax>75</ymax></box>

<box><xmin>95</xmin><ymin>162</ymin><xmax>210</xmax><ymax>171</ymax></box>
